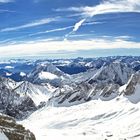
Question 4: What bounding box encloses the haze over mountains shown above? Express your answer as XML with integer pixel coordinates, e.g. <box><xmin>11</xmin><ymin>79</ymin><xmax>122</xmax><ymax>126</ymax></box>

<box><xmin>0</xmin><ymin>56</ymin><xmax>140</xmax><ymax>139</ymax></box>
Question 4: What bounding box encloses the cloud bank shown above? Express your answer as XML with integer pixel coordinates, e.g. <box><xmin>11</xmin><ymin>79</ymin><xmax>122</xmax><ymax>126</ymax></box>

<box><xmin>0</xmin><ymin>38</ymin><xmax>140</xmax><ymax>58</ymax></box>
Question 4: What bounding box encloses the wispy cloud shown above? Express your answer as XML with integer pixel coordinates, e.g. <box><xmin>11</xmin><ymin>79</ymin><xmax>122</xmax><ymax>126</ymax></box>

<box><xmin>57</xmin><ymin>0</ymin><xmax>140</xmax><ymax>17</ymax></box>
<box><xmin>57</xmin><ymin>0</ymin><xmax>140</xmax><ymax>37</ymax></box>
<box><xmin>114</xmin><ymin>35</ymin><xmax>133</xmax><ymax>40</ymax></box>
<box><xmin>0</xmin><ymin>0</ymin><xmax>14</xmax><ymax>3</ymax></box>
<box><xmin>0</xmin><ymin>18</ymin><xmax>59</xmax><ymax>32</ymax></box>
<box><xmin>94</xmin><ymin>35</ymin><xmax>133</xmax><ymax>41</ymax></box>
<box><xmin>64</xmin><ymin>19</ymin><xmax>102</xmax><ymax>40</ymax></box>
<box><xmin>64</xmin><ymin>19</ymin><xmax>86</xmax><ymax>40</ymax></box>
<box><xmin>73</xmin><ymin>19</ymin><xmax>86</xmax><ymax>32</ymax></box>
<box><xmin>29</xmin><ymin>26</ymin><xmax>73</xmax><ymax>37</ymax></box>
<box><xmin>29</xmin><ymin>21</ymin><xmax>101</xmax><ymax>38</ymax></box>
<box><xmin>0</xmin><ymin>9</ymin><xmax>15</xmax><ymax>13</ymax></box>
<box><xmin>0</xmin><ymin>38</ymin><xmax>140</xmax><ymax>58</ymax></box>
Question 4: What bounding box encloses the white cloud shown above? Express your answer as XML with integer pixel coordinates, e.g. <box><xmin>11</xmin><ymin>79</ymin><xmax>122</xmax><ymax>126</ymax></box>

<box><xmin>29</xmin><ymin>26</ymin><xmax>73</xmax><ymax>36</ymax></box>
<box><xmin>0</xmin><ymin>0</ymin><xmax>14</xmax><ymax>3</ymax></box>
<box><xmin>29</xmin><ymin>21</ymin><xmax>102</xmax><ymax>38</ymax></box>
<box><xmin>0</xmin><ymin>38</ymin><xmax>140</xmax><ymax>58</ymax></box>
<box><xmin>0</xmin><ymin>9</ymin><xmax>15</xmax><ymax>13</ymax></box>
<box><xmin>0</xmin><ymin>18</ymin><xmax>58</xmax><ymax>32</ymax></box>
<box><xmin>62</xmin><ymin>0</ymin><xmax>140</xmax><ymax>17</ymax></box>
<box><xmin>114</xmin><ymin>36</ymin><xmax>133</xmax><ymax>40</ymax></box>
<box><xmin>68</xmin><ymin>33</ymin><xmax>94</xmax><ymax>38</ymax></box>
<box><xmin>73</xmin><ymin>19</ymin><xmax>86</xmax><ymax>32</ymax></box>
<box><xmin>58</xmin><ymin>0</ymin><xmax>140</xmax><ymax>36</ymax></box>
<box><xmin>64</xmin><ymin>19</ymin><xmax>86</xmax><ymax>40</ymax></box>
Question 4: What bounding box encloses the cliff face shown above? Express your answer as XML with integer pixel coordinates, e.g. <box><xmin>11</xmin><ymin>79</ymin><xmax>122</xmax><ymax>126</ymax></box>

<box><xmin>124</xmin><ymin>71</ymin><xmax>140</xmax><ymax>96</ymax></box>
<box><xmin>0</xmin><ymin>114</ymin><xmax>36</xmax><ymax>140</ymax></box>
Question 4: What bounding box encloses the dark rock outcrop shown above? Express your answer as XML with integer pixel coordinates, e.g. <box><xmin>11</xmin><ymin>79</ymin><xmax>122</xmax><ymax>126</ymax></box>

<box><xmin>123</xmin><ymin>71</ymin><xmax>140</xmax><ymax>96</ymax></box>
<box><xmin>0</xmin><ymin>114</ymin><xmax>36</xmax><ymax>140</ymax></box>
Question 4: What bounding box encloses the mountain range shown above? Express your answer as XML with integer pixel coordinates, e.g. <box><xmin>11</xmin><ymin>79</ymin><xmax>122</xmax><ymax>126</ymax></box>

<box><xmin>0</xmin><ymin>56</ymin><xmax>140</xmax><ymax>140</ymax></box>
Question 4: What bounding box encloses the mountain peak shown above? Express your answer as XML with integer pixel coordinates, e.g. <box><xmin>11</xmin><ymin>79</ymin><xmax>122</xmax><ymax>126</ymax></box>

<box><xmin>88</xmin><ymin>61</ymin><xmax>134</xmax><ymax>86</ymax></box>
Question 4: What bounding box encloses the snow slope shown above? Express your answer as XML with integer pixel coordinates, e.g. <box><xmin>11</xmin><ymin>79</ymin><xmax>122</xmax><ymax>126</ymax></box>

<box><xmin>20</xmin><ymin>96</ymin><xmax>140</xmax><ymax>140</ymax></box>
<box><xmin>71</xmin><ymin>68</ymin><xmax>98</xmax><ymax>83</ymax></box>
<box><xmin>0</xmin><ymin>131</ymin><xmax>8</xmax><ymax>140</ymax></box>
<box><xmin>27</xmin><ymin>62</ymin><xmax>70</xmax><ymax>87</ymax></box>
<box><xmin>15</xmin><ymin>81</ymin><xmax>55</xmax><ymax>106</ymax></box>
<box><xmin>39</xmin><ymin>71</ymin><xmax>59</xmax><ymax>80</ymax></box>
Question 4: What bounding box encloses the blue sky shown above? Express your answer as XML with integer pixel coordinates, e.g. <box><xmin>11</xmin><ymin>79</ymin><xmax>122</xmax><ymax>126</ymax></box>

<box><xmin>0</xmin><ymin>0</ymin><xmax>140</xmax><ymax>58</ymax></box>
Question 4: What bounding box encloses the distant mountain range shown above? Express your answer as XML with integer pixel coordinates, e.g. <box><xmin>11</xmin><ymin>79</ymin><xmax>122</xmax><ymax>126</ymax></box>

<box><xmin>0</xmin><ymin>56</ymin><xmax>140</xmax><ymax>82</ymax></box>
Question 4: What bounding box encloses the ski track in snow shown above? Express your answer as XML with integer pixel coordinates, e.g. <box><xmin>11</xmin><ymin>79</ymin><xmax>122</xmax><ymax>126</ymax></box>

<box><xmin>20</xmin><ymin>97</ymin><xmax>140</xmax><ymax>140</ymax></box>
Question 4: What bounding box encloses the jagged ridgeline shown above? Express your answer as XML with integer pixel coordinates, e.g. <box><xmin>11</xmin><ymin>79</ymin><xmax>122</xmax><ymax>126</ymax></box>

<box><xmin>0</xmin><ymin>57</ymin><xmax>140</xmax><ymax>114</ymax></box>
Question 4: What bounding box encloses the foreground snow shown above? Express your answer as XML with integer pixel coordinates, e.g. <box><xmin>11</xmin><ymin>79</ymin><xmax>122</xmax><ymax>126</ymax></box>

<box><xmin>20</xmin><ymin>96</ymin><xmax>140</xmax><ymax>140</ymax></box>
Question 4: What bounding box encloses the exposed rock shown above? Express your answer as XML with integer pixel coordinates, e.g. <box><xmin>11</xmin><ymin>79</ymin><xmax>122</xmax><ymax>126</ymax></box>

<box><xmin>0</xmin><ymin>114</ymin><xmax>36</xmax><ymax>140</ymax></box>
<box><xmin>48</xmin><ymin>82</ymin><xmax>119</xmax><ymax>106</ymax></box>
<box><xmin>88</xmin><ymin>62</ymin><xmax>134</xmax><ymax>86</ymax></box>
<box><xmin>123</xmin><ymin>71</ymin><xmax>140</xmax><ymax>96</ymax></box>
<box><xmin>0</xmin><ymin>76</ymin><xmax>37</xmax><ymax>119</ymax></box>
<box><xmin>100</xmin><ymin>84</ymin><xmax>120</xmax><ymax>98</ymax></box>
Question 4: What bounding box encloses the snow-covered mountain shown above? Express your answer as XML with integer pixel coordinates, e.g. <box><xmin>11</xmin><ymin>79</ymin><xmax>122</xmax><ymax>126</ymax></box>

<box><xmin>1</xmin><ymin>56</ymin><xmax>140</xmax><ymax>82</ymax></box>
<box><xmin>27</xmin><ymin>62</ymin><xmax>70</xmax><ymax>87</ymax></box>
<box><xmin>0</xmin><ymin>76</ymin><xmax>55</xmax><ymax>119</ymax></box>
<box><xmin>0</xmin><ymin>77</ymin><xmax>36</xmax><ymax>119</ymax></box>
<box><xmin>88</xmin><ymin>61</ymin><xmax>134</xmax><ymax>86</ymax></box>
<box><xmin>0</xmin><ymin>58</ymin><xmax>137</xmax><ymax>116</ymax></box>
<box><xmin>48</xmin><ymin>61</ymin><xmax>134</xmax><ymax>107</ymax></box>
<box><xmin>20</xmin><ymin>67</ymin><xmax>140</xmax><ymax>140</ymax></box>
<box><xmin>14</xmin><ymin>81</ymin><xmax>55</xmax><ymax>106</ymax></box>
<box><xmin>1</xmin><ymin>56</ymin><xmax>140</xmax><ymax>140</ymax></box>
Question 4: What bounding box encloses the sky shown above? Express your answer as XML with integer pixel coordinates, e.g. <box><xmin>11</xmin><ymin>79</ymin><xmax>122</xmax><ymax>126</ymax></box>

<box><xmin>0</xmin><ymin>0</ymin><xmax>140</xmax><ymax>58</ymax></box>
